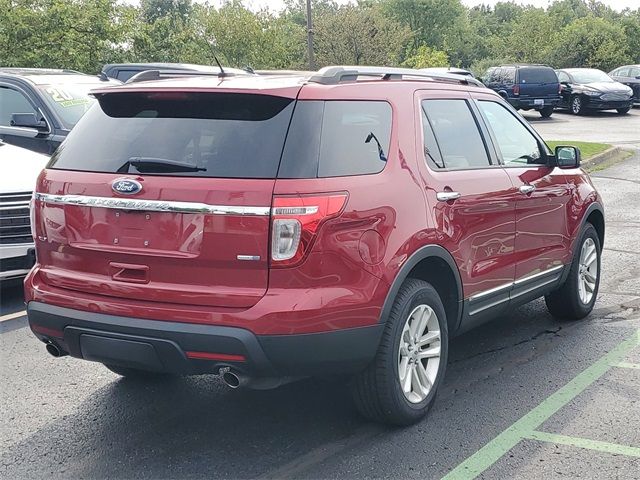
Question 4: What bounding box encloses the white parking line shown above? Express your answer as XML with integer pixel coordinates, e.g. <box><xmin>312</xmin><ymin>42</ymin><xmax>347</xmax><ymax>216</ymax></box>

<box><xmin>0</xmin><ymin>310</ymin><xmax>27</xmax><ymax>322</ymax></box>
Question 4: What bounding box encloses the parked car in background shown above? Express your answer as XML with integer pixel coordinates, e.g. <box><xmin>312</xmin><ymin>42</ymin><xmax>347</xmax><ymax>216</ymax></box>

<box><xmin>483</xmin><ymin>64</ymin><xmax>561</xmax><ymax>117</ymax></box>
<box><xmin>101</xmin><ymin>63</ymin><xmax>251</xmax><ymax>83</ymax></box>
<box><xmin>25</xmin><ymin>66</ymin><xmax>604</xmax><ymax>426</ymax></box>
<box><xmin>608</xmin><ymin>64</ymin><xmax>640</xmax><ymax>106</ymax></box>
<box><xmin>556</xmin><ymin>68</ymin><xmax>634</xmax><ymax>115</ymax></box>
<box><xmin>420</xmin><ymin>67</ymin><xmax>476</xmax><ymax>78</ymax></box>
<box><xmin>0</xmin><ymin>68</ymin><xmax>120</xmax><ymax>155</ymax></box>
<box><xmin>0</xmin><ymin>141</ymin><xmax>48</xmax><ymax>281</ymax></box>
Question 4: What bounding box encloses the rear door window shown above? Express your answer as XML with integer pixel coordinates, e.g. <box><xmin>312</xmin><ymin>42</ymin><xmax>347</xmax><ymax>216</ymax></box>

<box><xmin>519</xmin><ymin>68</ymin><xmax>558</xmax><ymax>84</ymax></box>
<box><xmin>421</xmin><ymin>99</ymin><xmax>491</xmax><ymax>169</ymax></box>
<box><xmin>279</xmin><ymin>100</ymin><xmax>392</xmax><ymax>178</ymax></box>
<box><xmin>48</xmin><ymin>92</ymin><xmax>295</xmax><ymax>178</ymax></box>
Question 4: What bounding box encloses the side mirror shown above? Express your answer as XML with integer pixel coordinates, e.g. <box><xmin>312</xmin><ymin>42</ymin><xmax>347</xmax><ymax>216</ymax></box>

<box><xmin>555</xmin><ymin>145</ymin><xmax>581</xmax><ymax>169</ymax></box>
<box><xmin>10</xmin><ymin>113</ymin><xmax>47</xmax><ymax>130</ymax></box>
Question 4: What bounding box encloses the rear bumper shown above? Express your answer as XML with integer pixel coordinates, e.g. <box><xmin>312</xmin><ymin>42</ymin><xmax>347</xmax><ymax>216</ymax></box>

<box><xmin>511</xmin><ymin>97</ymin><xmax>561</xmax><ymax>109</ymax></box>
<box><xmin>27</xmin><ymin>301</ymin><xmax>383</xmax><ymax>377</ymax></box>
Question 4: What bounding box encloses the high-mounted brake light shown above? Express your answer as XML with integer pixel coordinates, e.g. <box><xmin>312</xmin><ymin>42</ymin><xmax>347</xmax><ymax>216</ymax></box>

<box><xmin>271</xmin><ymin>193</ymin><xmax>347</xmax><ymax>267</ymax></box>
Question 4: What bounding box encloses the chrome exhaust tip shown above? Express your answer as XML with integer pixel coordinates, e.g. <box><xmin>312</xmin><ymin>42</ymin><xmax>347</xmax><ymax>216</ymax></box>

<box><xmin>222</xmin><ymin>370</ymin><xmax>242</xmax><ymax>389</ymax></box>
<box><xmin>45</xmin><ymin>342</ymin><xmax>66</xmax><ymax>358</ymax></box>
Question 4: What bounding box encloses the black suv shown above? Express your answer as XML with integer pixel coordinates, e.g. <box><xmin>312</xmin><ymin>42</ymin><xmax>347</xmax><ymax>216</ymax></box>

<box><xmin>483</xmin><ymin>64</ymin><xmax>561</xmax><ymax>117</ymax></box>
<box><xmin>101</xmin><ymin>63</ymin><xmax>250</xmax><ymax>83</ymax></box>
<box><xmin>0</xmin><ymin>68</ymin><xmax>120</xmax><ymax>154</ymax></box>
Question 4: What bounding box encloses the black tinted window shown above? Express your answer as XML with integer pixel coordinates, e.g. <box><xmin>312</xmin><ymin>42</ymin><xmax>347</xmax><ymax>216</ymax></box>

<box><xmin>519</xmin><ymin>67</ymin><xmax>558</xmax><ymax>84</ymax></box>
<box><xmin>279</xmin><ymin>100</ymin><xmax>391</xmax><ymax>178</ymax></box>
<box><xmin>422</xmin><ymin>100</ymin><xmax>490</xmax><ymax>169</ymax></box>
<box><xmin>49</xmin><ymin>92</ymin><xmax>295</xmax><ymax>178</ymax></box>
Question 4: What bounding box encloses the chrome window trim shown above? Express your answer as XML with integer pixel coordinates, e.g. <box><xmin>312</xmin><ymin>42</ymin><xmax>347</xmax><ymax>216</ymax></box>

<box><xmin>34</xmin><ymin>193</ymin><xmax>270</xmax><ymax>216</ymax></box>
<box><xmin>468</xmin><ymin>265</ymin><xmax>564</xmax><ymax>302</ymax></box>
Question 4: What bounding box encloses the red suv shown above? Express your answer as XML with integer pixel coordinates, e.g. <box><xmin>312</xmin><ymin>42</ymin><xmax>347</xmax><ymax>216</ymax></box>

<box><xmin>25</xmin><ymin>66</ymin><xmax>604</xmax><ymax>425</ymax></box>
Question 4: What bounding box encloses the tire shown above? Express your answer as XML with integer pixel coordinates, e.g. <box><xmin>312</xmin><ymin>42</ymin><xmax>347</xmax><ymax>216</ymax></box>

<box><xmin>545</xmin><ymin>223</ymin><xmax>601</xmax><ymax>320</ymax></box>
<box><xmin>571</xmin><ymin>96</ymin><xmax>585</xmax><ymax>115</ymax></box>
<box><xmin>350</xmin><ymin>279</ymin><xmax>448</xmax><ymax>426</ymax></box>
<box><xmin>617</xmin><ymin>107</ymin><xmax>630</xmax><ymax>114</ymax></box>
<box><xmin>540</xmin><ymin>106</ymin><xmax>554</xmax><ymax>118</ymax></box>
<box><xmin>105</xmin><ymin>364</ymin><xmax>174</xmax><ymax>379</ymax></box>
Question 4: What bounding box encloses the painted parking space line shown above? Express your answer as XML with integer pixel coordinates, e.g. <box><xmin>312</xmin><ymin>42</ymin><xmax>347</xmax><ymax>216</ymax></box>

<box><xmin>0</xmin><ymin>310</ymin><xmax>26</xmax><ymax>322</ymax></box>
<box><xmin>525</xmin><ymin>430</ymin><xmax>640</xmax><ymax>458</ymax></box>
<box><xmin>442</xmin><ymin>329</ymin><xmax>640</xmax><ymax>480</ymax></box>
<box><xmin>615</xmin><ymin>362</ymin><xmax>640</xmax><ymax>370</ymax></box>
<box><xmin>0</xmin><ymin>310</ymin><xmax>28</xmax><ymax>334</ymax></box>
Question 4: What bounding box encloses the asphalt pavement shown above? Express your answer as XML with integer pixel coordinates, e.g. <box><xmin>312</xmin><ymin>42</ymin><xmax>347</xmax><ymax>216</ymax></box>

<box><xmin>1</xmin><ymin>117</ymin><xmax>639</xmax><ymax>479</ymax></box>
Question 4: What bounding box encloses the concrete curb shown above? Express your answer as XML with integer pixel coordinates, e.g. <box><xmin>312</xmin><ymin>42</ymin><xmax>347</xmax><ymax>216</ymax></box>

<box><xmin>582</xmin><ymin>146</ymin><xmax>632</xmax><ymax>172</ymax></box>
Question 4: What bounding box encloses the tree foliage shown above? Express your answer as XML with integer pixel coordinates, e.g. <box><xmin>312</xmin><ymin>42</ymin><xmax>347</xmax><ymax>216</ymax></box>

<box><xmin>0</xmin><ymin>0</ymin><xmax>638</xmax><ymax>75</ymax></box>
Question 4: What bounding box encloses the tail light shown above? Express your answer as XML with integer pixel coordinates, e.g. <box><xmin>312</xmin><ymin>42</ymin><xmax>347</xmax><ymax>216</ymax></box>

<box><xmin>559</xmin><ymin>83</ymin><xmax>563</xmax><ymax>94</ymax></box>
<box><xmin>513</xmin><ymin>85</ymin><xmax>520</xmax><ymax>96</ymax></box>
<box><xmin>271</xmin><ymin>193</ymin><xmax>347</xmax><ymax>267</ymax></box>
<box><xmin>30</xmin><ymin>192</ymin><xmax>37</xmax><ymax>239</ymax></box>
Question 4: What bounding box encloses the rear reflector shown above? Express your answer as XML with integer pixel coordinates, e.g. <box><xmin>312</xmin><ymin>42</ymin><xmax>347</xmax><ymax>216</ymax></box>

<box><xmin>271</xmin><ymin>193</ymin><xmax>347</xmax><ymax>267</ymax></box>
<box><xmin>31</xmin><ymin>324</ymin><xmax>64</xmax><ymax>339</ymax></box>
<box><xmin>185</xmin><ymin>351</ymin><xmax>246</xmax><ymax>362</ymax></box>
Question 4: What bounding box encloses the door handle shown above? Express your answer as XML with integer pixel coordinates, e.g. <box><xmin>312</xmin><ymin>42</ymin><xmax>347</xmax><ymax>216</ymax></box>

<box><xmin>519</xmin><ymin>184</ymin><xmax>536</xmax><ymax>195</ymax></box>
<box><xmin>436</xmin><ymin>191</ymin><xmax>461</xmax><ymax>202</ymax></box>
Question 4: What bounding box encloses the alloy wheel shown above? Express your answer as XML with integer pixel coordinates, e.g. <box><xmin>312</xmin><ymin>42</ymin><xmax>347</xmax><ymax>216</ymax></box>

<box><xmin>397</xmin><ymin>304</ymin><xmax>441</xmax><ymax>403</ymax></box>
<box><xmin>572</xmin><ymin>97</ymin><xmax>582</xmax><ymax>114</ymax></box>
<box><xmin>577</xmin><ymin>237</ymin><xmax>598</xmax><ymax>304</ymax></box>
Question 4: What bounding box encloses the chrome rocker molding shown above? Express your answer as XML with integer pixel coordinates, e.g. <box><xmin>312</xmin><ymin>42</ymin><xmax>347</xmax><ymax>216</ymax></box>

<box><xmin>467</xmin><ymin>265</ymin><xmax>564</xmax><ymax>316</ymax></box>
<box><xmin>34</xmin><ymin>193</ymin><xmax>271</xmax><ymax>216</ymax></box>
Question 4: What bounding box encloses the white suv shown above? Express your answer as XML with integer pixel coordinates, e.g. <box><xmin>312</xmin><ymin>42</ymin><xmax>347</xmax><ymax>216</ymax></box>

<box><xmin>0</xmin><ymin>141</ymin><xmax>48</xmax><ymax>280</ymax></box>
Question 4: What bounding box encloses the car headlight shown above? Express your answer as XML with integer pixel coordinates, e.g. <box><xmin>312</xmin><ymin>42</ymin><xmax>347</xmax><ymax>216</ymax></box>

<box><xmin>583</xmin><ymin>90</ymin><xmax>601</xmax><ymax>97</ymax></box>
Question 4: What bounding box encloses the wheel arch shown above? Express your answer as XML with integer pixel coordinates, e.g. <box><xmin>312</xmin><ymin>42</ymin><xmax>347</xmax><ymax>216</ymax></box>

<box><xmin>379</xmin><ymin>245</ymin><xmax>463</xmax><ymax>335</ymax></box>
<box><xmin>584</xmin><ymin>203</ymin><xmax>605</xmax><ymax>249</ymax></box>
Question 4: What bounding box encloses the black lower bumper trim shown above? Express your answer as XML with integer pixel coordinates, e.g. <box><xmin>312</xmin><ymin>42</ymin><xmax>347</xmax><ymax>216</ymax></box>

<box><xmin>27</xmin><ymin>302</ymin><xmax>383</xmax><ymax>377</ymax></box>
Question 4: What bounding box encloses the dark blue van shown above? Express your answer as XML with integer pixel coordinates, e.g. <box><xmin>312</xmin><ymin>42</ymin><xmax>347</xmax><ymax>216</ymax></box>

<box><xmin>483</xmin><ymin>64</ymin><xmax>561</xmax><ymax>117</ymax></box>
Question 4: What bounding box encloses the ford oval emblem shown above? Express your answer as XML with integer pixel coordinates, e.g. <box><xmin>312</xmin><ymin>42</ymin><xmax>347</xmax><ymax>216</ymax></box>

<box><xmin>112</xmin><ymin>178</ymin><xmax>142</xmax><ymax>195</ymax></box>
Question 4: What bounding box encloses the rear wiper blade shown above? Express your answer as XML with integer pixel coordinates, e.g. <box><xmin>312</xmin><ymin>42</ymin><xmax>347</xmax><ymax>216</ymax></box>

<box><xmin>117</xmin><ymin>157</ymin><xmax>206</xmax><ymax>173</ymax></box>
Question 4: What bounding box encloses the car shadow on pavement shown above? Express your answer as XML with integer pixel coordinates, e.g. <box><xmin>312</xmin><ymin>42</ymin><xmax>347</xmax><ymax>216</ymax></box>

<box><xmin>2</xmin><ymin>299</ymin><xmax>630</xmax><ymax>479</ymax></box>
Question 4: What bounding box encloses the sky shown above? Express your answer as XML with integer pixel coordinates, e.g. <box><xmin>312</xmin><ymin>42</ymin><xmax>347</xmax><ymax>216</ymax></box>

<box><xmin>209</xmin><ymin>0</ymin><xmax>640</xmax><ymax>12</ymax></box>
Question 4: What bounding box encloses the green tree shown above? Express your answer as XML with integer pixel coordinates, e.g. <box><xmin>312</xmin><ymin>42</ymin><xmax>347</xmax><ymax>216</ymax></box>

<box><xmin>402</xmin><ymin>45</ymin><xmax>448</xmax><ymax>68</ymax></box>
<box><xmin>549</xmin><ymin>16</ymin><xmax>632</xmax><ymax>71</ymax></box>
<box><xmin>313</xmin><ymin>4</ymin><xmax>411</xmax><ymax>66</ymax></box>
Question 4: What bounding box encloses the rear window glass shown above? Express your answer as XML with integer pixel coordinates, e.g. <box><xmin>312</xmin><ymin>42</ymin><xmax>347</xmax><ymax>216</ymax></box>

<box><xmin>48</xmin><ymin>92</ymin><xmax>295</xmax><ymax>178</ymax></box>
<box><xmin>519</xmin><ymin>68</ymin><xmax>558</xmax><ymax>84</ymax></box>
<box><xmin>279</xmin><ymin>100</ymin><xmax>391</xmax><ymax>178</ymax></box>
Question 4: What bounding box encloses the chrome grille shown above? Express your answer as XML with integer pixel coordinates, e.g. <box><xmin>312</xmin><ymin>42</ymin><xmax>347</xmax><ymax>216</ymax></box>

<box><xmin>0</xmin><ymin>192</ymin><xmax>32</xmax><ymax>245</ymax></box>
<box><xmin>601</xmin><ymin>92</ymin><xmax>630</xmax><ymax>101</ymax></box>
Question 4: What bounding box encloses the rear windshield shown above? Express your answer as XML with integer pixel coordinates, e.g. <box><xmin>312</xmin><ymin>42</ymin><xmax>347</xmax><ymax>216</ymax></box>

<box><xmin>48</xmin><ymin>92</ymin><xmax>295</xmax><ymax>178</ymax></box>
<box><xmin>519</xmin><ymin>68</ymin><xmax>558</xmax><ymax>84</ymax></box>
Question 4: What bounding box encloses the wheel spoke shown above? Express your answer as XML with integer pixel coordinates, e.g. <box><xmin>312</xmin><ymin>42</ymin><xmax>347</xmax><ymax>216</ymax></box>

<box><xmin>584</xmin><ymin>280</ymin><xmax>594</xmax><ymax>293</ymax></box>
<box><xmin>416</xmin><ymin>362</ymin><xmax>432</xmax><ymax>394</ymax></box>
<box><xmin>415</xmin><ymin>307</ymin><xmax>430</xmax><ymax>339</ymax></box>
<box><xmin>585</xmin><ymin>249</ymin><xmax>597</xmax><ymax>267</ymax></box>
<box><xmin>411</xmin><ymin>365</ymin><xmax>424</xmax><ymax>394</ymax></box>
<box><xmin>408</xmin><ymin>306</ymin><xmax>423</xmax><ymax>338</ymax></box>
<box><xmin>584</xmin><ymin>271</ymin><xmax>596</xmax><ymax>283</ymax></box>
<box><xmin>398</xmin><ymin>356</ymin><xmax>409</xmax><ymax>378</ymax></box>
<box><xmin>417</xmin><ymin>330</ymin><xmax>440</xmax><ymax>347</ymax></box>
<box><xmin>417</xmin><ymin>345</ymin><xmax>441</xmax><ymax>359</ymax></box>
<box><xmin>402</xmin><ymin>363</ymin><xmax>412</xmax><ymax>393</ymax></box>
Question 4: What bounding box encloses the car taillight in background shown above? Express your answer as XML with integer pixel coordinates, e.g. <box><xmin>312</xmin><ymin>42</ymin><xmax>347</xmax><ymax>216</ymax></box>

<box><xmin>271</xmin><ymin>193</ymin><xmax>347</xmax><ymax>267</ymax></box>
<box><xmin>513</xmin><ymin>85</ymin><xmax>520</xmax><ymax>96</ymax></box>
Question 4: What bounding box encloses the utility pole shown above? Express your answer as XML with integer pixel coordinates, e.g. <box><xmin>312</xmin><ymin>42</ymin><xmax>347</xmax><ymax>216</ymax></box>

<box><xmin>306</xmin><ymin>0</ymin><xmax>316</xmax><ymax>71</ymax></box>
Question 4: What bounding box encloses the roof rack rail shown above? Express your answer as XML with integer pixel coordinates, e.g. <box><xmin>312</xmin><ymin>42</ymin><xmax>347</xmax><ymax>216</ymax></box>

<box><xmin>308</xmin><ymin>66</ymin><xmax>484</xmax><ymax>87</ymax></box>
<box><xmin>125</xmin><ymin>69</ymin><xmax>249</xmax><ymax>84</ymax></box>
